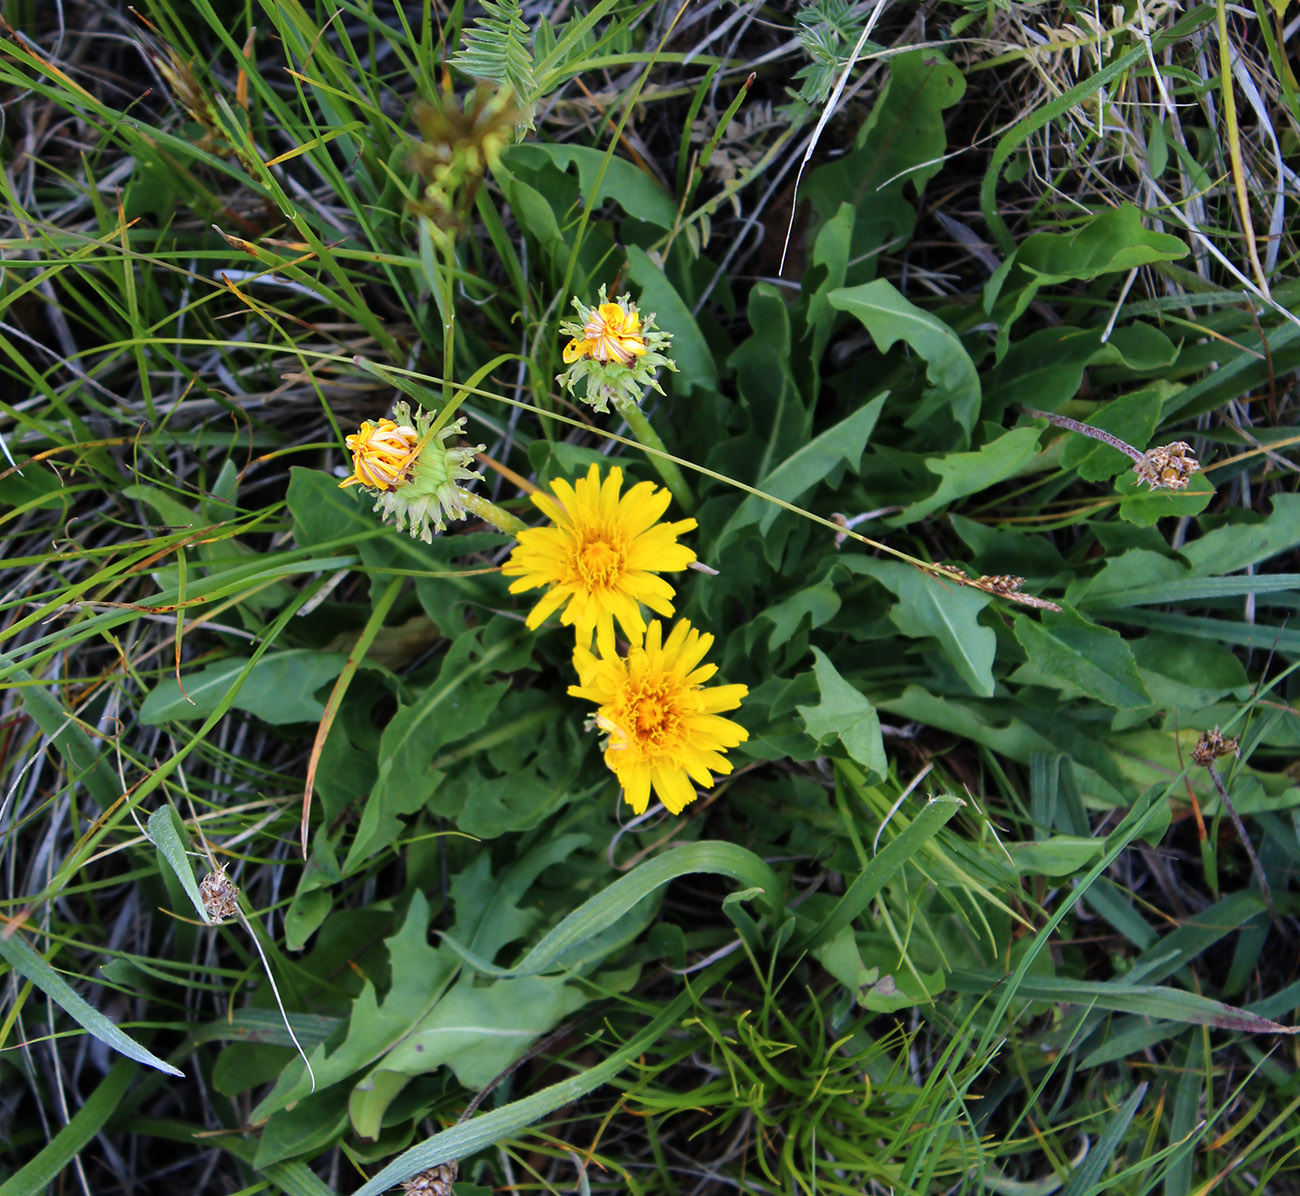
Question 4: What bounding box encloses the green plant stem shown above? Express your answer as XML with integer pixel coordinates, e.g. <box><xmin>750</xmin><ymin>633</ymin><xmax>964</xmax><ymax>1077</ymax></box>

<box><xmin>455</xmin><ymin>488</ymin><xmax>527</xmax><ymax>535</ymax></box>
<box><xmin>1204</xmin><ymin>762</ymin><xmax>1277</xmax><ymax>921</ymax></box>
<box><xmin>613</xmin><ymin>395</ymin><xmax>695</xmax><ymax>512</ymax></box>
<box><xmin>440</xmin><ymin>234</ymin><xmax>457</xmax><ymax>408</ymax></box>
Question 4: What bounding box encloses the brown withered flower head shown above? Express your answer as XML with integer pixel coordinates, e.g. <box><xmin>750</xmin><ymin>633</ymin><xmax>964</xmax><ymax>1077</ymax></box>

<box><xmin>1192</xmin><ymin>727</ymin><xmax>1241</xmax><ymax>768</ymax></box>
<box><xmin>199</xmin><ymin>866</ymin><xmax>239</xmax><ymax>923</ymax></box>
<box><xmin>408</xmin><ymin>85</ymin><xmax>519</xmax><ymax>238</ymax></box>
<box><xmin>1133</xmin><ymin>441</ymin><xmax>1200</xmax><ymax>491</ymax></box>
<box><xmin>400</xmin><ymin>1162</ymin><xmax>457</xmax><ymax>1196</ymax></box>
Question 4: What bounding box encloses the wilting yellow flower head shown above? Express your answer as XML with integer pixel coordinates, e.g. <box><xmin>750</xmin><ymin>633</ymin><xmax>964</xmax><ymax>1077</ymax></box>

<box><xmin>341</xmin><ymin>417</ymin><xmax>422</xmax><ymax>491</ymax></box>
<box><xmin>556</xmin><ymin>286</ymin><xmax>676</xmax><ymax>413</ymax></box>
<box><xmin>501</xmin><ymin>464</ymin><xmax>696</xmax><ymax>650</ymax></box>
<box><xmin>570</xmin><ymin>619</ymin><xmax>748</xmax><ymax>815</ymax></box>
<box><xmin>563</xmin><ymin>299</ymin><xmax>649</xmax><ymax>365</ymax></box>
<box><xmin>339</xmin><ymin>401</ymin><xmax>484</xmax><ymax>542</ymax></box>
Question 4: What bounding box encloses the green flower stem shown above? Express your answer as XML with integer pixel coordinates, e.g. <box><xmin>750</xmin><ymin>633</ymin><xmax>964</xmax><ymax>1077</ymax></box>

<box><xmin>613</xmin><ymin>396</ymin><xmax>695</xmax><ymax>513</ymax></box>
<box><xmin>440</xmin><ymin>236</ymin><xmax>456</xmax><ymax>408</ymax></box>
<box><xmin>455</xmin><ymin>488</ymin><xmax>528</xmax><ymax>535</ymax></box>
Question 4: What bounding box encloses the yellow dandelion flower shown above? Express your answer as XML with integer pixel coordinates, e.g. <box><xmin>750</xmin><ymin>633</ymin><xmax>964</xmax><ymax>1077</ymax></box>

<box><xmin>563</xmin><ymin>300</ymin><xmax>649</xmax><ymax>365</ymax></box>
<box><xmin>569</xmin><ymin>619</ymin><xmax>748</xmax><ymax>815</ymax></box>
<box><xmin>502</xmin><ymin>464</ymin><xmax>697</xmax><ymax>649</ymax></box>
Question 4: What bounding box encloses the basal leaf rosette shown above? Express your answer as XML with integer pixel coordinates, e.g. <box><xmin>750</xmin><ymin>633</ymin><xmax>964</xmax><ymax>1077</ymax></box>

<box><xmin>570</xmin><ymin>619</ymin><xmax>748</xmax><ymax>816</ymax></box>
<box><xmin>339</xmin><ymin>401</ymin><xmax>485</xmax><ymax>542</ymax></box>
<box><xmin>557</xmin><ymin>286</ymin><xmax>677</xmax><ymax>413</ymax></box>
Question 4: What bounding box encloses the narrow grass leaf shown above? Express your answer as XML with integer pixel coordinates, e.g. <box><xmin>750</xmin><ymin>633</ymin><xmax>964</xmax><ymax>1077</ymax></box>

<box><xmin>190</xmin><ymin>1009</ymin><xmax>339</xmax><ymax>1049</ymax></box>
<box><xmin>1079</xmin><ymin>573</ymin><xmax>1300</xmax><ymax>610</ymax></box>
<box><xmin>147</xmin><ymin>805</ymin><xmax>211</xmax><ymax>923</ymax></box>
<box><xmin>800</xmin><ymin>795</ymin><xmax>964</xmax><ymax>951</ymax></box>
<box><xmin>16</xmin><ymin>672</ymin><xmax>119</xmax><ymax>808</ymax></box>
<box><xmin>0</xmin><ymin>932</ymin><xmax>182</xmax><ymax>1076</ymax></box>
<box><xmin>0</xmin><ymin>1057</ymin><xmax>136</xmax><ymax>1196</ymax></box>
<box><xmin>979</xmin><ymin>6</ymin><xmax>1213</xmax><ymax>251</ymax></box>
<box><xmin>1059</xmin><ymin>1081</ymin><xmax>1148</xmax><ymax>1196</ymax></box>
<box><xmin>1163</xmin><ymin>1046</ymin><xmax>1204</xmax><ymax>1196</ymax></box>
<box><xmin>440</xmin><ymin>841</ymin><xmax>784</xmax><ymax>977</ymax></box>
<box><xmin>949</xmin><ymin>972</ymin><xmax>1298</xmax><ymax>1033</ymax></box>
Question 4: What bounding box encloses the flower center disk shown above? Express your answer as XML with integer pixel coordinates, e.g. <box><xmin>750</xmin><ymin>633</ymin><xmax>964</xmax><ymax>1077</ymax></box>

<box><xmin>572</xmin><ymin>530</ymin><xmax>624</xmax><ymax>590</ymax></box>
<box><xmin>628</xmin><ymin>683</ymin><xmax>680</xmax><ymax>748</ymax></box>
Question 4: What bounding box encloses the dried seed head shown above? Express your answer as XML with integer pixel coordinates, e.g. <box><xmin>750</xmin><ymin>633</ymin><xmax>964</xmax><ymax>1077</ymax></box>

<box><xmin>199</xmin><ymin>866</ymin><xmax>239</xmax><ymax>923</ymax></box>
<box><xmin>975</xmin><ymin>574</ymin><xmax>1025</xmax><ymax>594</ymax></box>
<box><xmin>399</xmin><ymin>1162</ymin><xmax>457</xmax><ymax>1196</ymax></box>
<box><xmin>1132</xmin><ymin>441</ymin><xmax>1200</xmax><ymax>491</ymax></box>
<box><xmin>1192</xmin><ymin>727</ymin><xmax>1240</xmax><ymax>768</ymax></box>
<box><xmin>972</xmin><ymin>574</ymin><xmax>1063</xmax><ymax>613</ymax></box>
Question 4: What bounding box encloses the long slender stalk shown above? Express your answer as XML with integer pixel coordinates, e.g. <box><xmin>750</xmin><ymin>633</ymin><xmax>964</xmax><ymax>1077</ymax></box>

<box><xmin>613</xmin><ymin>395</ymin><xmax>695</xmax><ymax>513</ymax></box>
<box><xmin>456</xmin><ymin>488</ymin><xmax>528</xmax><ymax>535</ymax></box>
<box><xmin>1215</xmin><ymin>0</ymin><xmax>1270</xmax><ymax>297</ymax></box>
<box><xmin>440</xmin><ymin>233</ymin><xmax>457</xmax><ymax>408</ymax></box>
<box><xmin>1204</xmin><ymin>764</ymin><xmax>1279</xmax><ymax>923</ymax></box>
<box><xmin>1023</xmin><ymin>406</ymin><xmax>1143</xmax><ymax>462</ymax></box>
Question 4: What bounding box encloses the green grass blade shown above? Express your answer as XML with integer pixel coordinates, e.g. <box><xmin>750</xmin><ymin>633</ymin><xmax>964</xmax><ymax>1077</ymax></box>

<box><xmin>799</xmin><ymin>795</ymin><xmax>965</xmax><ymax>951</ymax></box>
<box><xmin>0</xmin><ymin>931</ymin><xmax>181</xmax><ymax>1076</ymax></box>
<box><xmin>441</xmin><ymin>840</ymin><xmax>785</xmax><ymax>977</ymax></box>
<box><xmin>1081</xmin><ymin>573</ymin><xmax>1300</xmax><ymax>609</ymax></box>
<box><xmin>1059</xmin><ymin>1081</ymin><xmax>1148</xmax><ymax>1196</ymax></box>
<box><xmin>980</xmin><ymin>5</ymin><xmax>1213</xmax><ymax>251</ymax></box>
<box><xmin>147</xmin><ymin>805</ymin><xmax>212</xmax><ymax>923</ymax></box>
<box><xmin>0</xmin><ymin>1057</ymin><xmax>136</xmax><ymax>1196</ymax></box>
<box><xmin>949</xmin><ymin>972</ymin><xmax>1297</xmax><ymax>1033</ymax></box>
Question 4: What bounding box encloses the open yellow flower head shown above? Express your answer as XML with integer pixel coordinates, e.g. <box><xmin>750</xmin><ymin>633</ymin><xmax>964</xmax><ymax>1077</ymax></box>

<box><xmin>556</xmin><ymin>286</ymin><xmax>676</xmax><ymax>414</ymax></box>
<box><xmin>501</xmin><ymin>464</ymin><xmax>696</xmax><ymax>650</ymax></box>
<box><xmin>339</xmin><ymin>401</ymin><xmax>484</xmax><ymax>543</ymax></box>
<box><xmin>570</xmin><ymin>619</ymin><xmax>748</xmax><ymax>815</ymax></box>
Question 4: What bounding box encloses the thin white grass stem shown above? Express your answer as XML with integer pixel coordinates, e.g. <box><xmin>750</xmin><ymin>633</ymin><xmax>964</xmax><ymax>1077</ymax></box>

<box><xmin>778</xmin><ymin>0</ymin><xmax>889</xmax><ymax>275</ymax></box>
<box><xmin>873</xmin><ymin>762</ymin><xmax>934</xmax><ymax>856</ymax></box>
<box><xmin>1143</xmin><ymin>174</ymin><xmax>1296</xmax><ymax>328</ymax></box>
<box><xmin>235</xmin><ymin>906</ymin><xmax>317</xmax><ymax>1092</ymax></box>
<box><xmin>1100</xmin><ymin>267</ymin><xmax>1138</xmax><ymax>343</ymax></box>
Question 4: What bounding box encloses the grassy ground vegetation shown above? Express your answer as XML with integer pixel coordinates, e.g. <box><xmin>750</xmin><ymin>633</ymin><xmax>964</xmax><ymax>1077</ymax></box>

<box><xmin>2</xmin><ymin>1</ymin><xmax>1300</xmax><ymax>1193</ymax></box>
